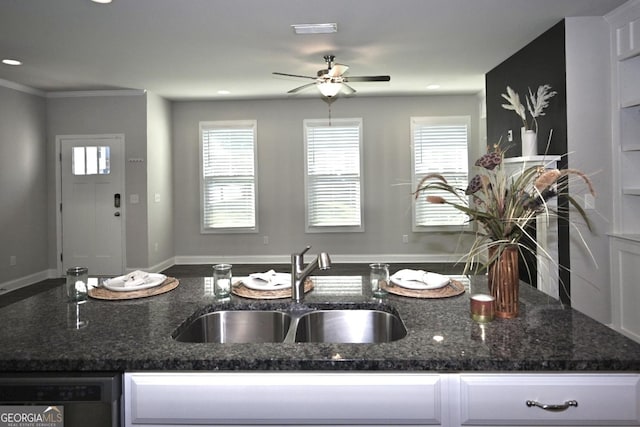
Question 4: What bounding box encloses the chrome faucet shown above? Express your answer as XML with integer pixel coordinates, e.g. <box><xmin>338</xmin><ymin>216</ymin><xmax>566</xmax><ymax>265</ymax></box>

<box><xmin>291</xmin><ymin>246</ymin><xmax>331</xmax><ymax>303</ymax></box>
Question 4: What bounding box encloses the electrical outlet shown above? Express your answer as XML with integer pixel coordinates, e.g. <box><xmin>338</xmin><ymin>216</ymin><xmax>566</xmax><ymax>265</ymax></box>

<box><xmin>154</xmin><ymin>242</ymin><xmax>159</xmax><ymax>252</ymax></box>
<box><xmin>584</xmin><ymin>194</ymin><xmax>595</xmax><ymax>210</ymax></box>
<box><xmin>263</xmin><ymin>235</ymin><xmax>269</xmax><ymax>245</ymax></box>
<box><xmin>9</xmin><ymin>256</ymin><xmax>16</xmax><ymax>266</ymax></box>
<box><xmin>402</xmin><ymin>234</ymin><xmax>409</xmax><ymax>244</ymax></box>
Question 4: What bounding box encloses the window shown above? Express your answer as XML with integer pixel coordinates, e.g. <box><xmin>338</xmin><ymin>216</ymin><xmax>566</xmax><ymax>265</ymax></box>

<box><xmin>411</xmin><ymin>116</ymin><xmax>470</xmax><ymax>229</ymax></box>
<box><xmin>304</xmin><ymin>118</ymin><xmax>363</xmax><ymax>232</ymax></box>
<box><xmin>200</xmin><ymin>120</ymin><xmax>257</xmax><ymax>233</ymax></box>
<box><xmin>72</xmin><ymin>146</ymin><xmax>110</xmax><ymax>175</ymax></box>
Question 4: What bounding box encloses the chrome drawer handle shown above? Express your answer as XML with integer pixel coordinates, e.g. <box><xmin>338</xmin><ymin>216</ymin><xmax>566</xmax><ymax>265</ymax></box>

<box><xmin>526</xmin><ymin>400</ymin><xmax>578</xmax><ymax>412</ymax></box>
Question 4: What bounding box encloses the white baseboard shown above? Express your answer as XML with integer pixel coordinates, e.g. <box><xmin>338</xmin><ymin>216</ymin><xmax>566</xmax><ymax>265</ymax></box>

<box><xmin>127</xmin><ymin>257</ymin><xmax>176</xmax><ymax>274</ymax></box>
<box><xmin>173</xmin><ymin>253</ymin><xmax>465</xmax><ymax>265</ymax></box>
<box><xmin>0</xmin><ymin>269</ymin><xmax>59</xmax><ymax>295</ymax></box>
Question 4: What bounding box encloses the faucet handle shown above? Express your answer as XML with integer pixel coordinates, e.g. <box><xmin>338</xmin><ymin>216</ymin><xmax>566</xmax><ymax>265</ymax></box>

<box><xmin>299</xmin><ymin>245</ymin><xmax>312</xmax><ymax>256</ymax></box>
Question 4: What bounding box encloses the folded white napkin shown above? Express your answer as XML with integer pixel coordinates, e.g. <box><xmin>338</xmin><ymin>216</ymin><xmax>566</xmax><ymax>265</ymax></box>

<box><xmin>248</xmin><ymin>270</ymin><xmax>291</xmax><ymax>287</ymax></box>
<box><xmin>107</xmin><ymin>270</ymin><xmax>150</xmax><ymax>288</ymax></box>
<box><xmin>391</xmin><ymin>269</ymin><xmax>450</xmax><ymax>288</ymax></box>
<box><xmin>392</xmin><ymin>269</ymin><xmax>427</xmax><ymax>283</ymax></box>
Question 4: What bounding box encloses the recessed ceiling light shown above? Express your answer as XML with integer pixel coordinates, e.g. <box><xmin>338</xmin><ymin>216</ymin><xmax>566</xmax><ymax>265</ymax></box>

<box><xmin>217</xmin><ymin>90</ymin><xmax>230</xmax><ymax>95</ymax></box>
<box><xmin>2</xmin><ymin>59</ymin><xmax>22</xmax><ymax>66</ymax></box>
<box><xmin>426</xmin><ymin>84</ymin><xmax>441</xmax><ymax>90</ymax></box>
<box><xmin>291</xmin><ymin>23</ymin><xmax>337</xmax><ymax>35</ymax></box>
<box><xmin>91</xmin><ymin>0</ymin><xmax>112</xmax><ymax>4</ymax></box>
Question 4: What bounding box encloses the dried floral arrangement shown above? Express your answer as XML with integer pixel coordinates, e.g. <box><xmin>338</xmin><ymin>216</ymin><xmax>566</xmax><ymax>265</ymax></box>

<box><xmin>414</xmin><ymin>144</ymin><xmax>595</xmax><ymax>273</ymax></box>
<box><xmin>501</xmin><ymin>85</ymin><xmax>557</xmax><ymax>132</ymax></box>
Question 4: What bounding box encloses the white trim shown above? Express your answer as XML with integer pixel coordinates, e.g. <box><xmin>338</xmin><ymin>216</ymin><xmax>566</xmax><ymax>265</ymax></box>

<box><xmin>55</xmin><ymin>134</ymin><xmax>127</xmax><ymax>276</ymax></box>
<box><xmin>46</xmin><ymin>89</ymin><xmax>146</xmax><ymax>98</ymax></box>
<box><xmin>127</xmin><ymin>257</ymin><xmax>176</xmax><ymax>275</ymax></box>
<box><xmin>173</xmin><ymin>253</ymin><xmax>466</xmax><ymax>265</ymax></box>
<box><xmin>0</xmin><ymin>78</ymin><xmax>45</xmax><ymax>97</ymax></box>
<box><xmin>0</xmin><ymin>269</ymin><xmax>59</xmax><ymax>295</ymax></box>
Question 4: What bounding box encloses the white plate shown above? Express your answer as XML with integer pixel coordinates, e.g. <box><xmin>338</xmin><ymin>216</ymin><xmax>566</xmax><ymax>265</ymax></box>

<box><xmin>390</xmin><ymin>271</ymin><xmax>450</xmax><ymax>290</ymax></box>
<box><xmin>103</xmin><ymin>273</ymin><xmax>167</xmax><ymax>292</ymax></box>
<box><xmin>242</xmin><ymin>272</ymin><xmax>291</xmax><ymax>291</ymax></box>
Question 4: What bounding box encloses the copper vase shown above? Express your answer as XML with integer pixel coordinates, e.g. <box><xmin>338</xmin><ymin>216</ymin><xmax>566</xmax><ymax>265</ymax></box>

<box><xmin>488</xmin><ymin>245</ymin><xmax>519</xmax><ymax>318</ymax></box>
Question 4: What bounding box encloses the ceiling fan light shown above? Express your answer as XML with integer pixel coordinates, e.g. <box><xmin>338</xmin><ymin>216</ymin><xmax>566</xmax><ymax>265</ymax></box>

<box><xmin>291</xmin><ymin>23</ymin><xmax>337</xmax><ymax>35</ymax></box>
<box><xmin>318</xmin><ymin>82</ymin><xmax>342</xmax><ymax>97</ymax></box>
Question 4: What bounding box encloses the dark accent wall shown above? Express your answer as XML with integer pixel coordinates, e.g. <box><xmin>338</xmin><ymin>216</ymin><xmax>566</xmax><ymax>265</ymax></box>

<box><xmin>485</xmin><ymin>20</ymin><xmax>571</xmax><ymax>305</ymax></box>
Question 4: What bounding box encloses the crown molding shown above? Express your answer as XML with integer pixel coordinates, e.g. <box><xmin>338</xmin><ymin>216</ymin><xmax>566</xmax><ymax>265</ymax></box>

<box><xmin>0</xmin><ymin>78</ymin><xmax>46</xmax><ymax>97</ymax></box>
<box><xmin>46</xmin><ymin>89</ymin><xmax>146</xmax><ymax>98</ymax></box>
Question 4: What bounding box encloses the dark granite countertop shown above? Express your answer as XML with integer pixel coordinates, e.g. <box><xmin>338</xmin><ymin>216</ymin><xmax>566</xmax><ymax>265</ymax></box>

<box><xmin>0</xmin><ymin>275</ymin><xmax>638</xmax><ymax>372</ymax></box>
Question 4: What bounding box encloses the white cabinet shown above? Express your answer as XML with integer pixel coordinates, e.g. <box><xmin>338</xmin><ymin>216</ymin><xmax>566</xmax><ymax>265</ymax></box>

<box><xmin>608</xmin><ymin>0</ymin><xmax>640</xmax><ymax>343</ymax></box>
<box><xmin>124</xmin><ymin>372</ymin><xmax>444</xmax><ymax>426</ymax></box>
<box><xmin>611</xmin><ymin>236</ymin><xmax>640</xmax><ymax>342</ymax></box>
<box><xmin>608</xmin><ymin>0</ymin><xmax>640</xmax><ymax>236</ymax></box>
<box><xmin>453</xmin><ymin>373</ymin><xmax>640</xmax><ymax>426</ymax></box>
<box><xmin>124</xmin><ymin>372</ymin><xmax>640</xmax><ymax>427</ymax></box>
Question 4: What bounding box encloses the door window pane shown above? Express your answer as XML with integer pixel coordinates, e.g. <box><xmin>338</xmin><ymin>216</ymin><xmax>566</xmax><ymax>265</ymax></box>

<box><xmin>71</xmin><ymin>146</ymin><xmax>111</xmax><ymax>176</ymax></box>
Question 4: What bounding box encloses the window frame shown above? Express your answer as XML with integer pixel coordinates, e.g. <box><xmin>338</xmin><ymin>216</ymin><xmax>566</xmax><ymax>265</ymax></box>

<box><xmin>199</xmin><ymin>120</ymin><xmax>258</xmax><ymax>234</ymax></box>
<box><xmin>411</xmin><ymin>115</ymin><xmax>471</xmax><ymax>231</ymax></box>
<box><xmin>303</xmin><ymin>118</ymin><xmax>364</xmax><ymax>233</ymax></box>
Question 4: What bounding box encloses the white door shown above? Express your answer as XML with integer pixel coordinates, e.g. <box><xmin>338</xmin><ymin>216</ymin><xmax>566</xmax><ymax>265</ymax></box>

<box><xmin>60</xmin><ymin>135</ymin><xmax>125</xmax><ymax>276</ymax></box>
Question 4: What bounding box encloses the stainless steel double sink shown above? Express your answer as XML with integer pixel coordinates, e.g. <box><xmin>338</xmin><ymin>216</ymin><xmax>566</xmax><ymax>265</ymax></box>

<box><xmin>173</xmin><ymin>305</ymin><xmax>407</xmax><ymax>344</ymax></box>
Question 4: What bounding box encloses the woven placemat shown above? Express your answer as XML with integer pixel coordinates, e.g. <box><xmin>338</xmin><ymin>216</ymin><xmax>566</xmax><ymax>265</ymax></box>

<box><xmin>382</xmin><ymin>279</ymin><xmax>465</xmax><ymax>299</ymax></box>
<box><xmin>88</xmin><ymin>277</ymin><xmax>179</xmax><ymax>300</ymax></box>
<box><xmin>231</xmin><ymin>279</ymin><xmax>313</xmax><ymax>300</ymax></box>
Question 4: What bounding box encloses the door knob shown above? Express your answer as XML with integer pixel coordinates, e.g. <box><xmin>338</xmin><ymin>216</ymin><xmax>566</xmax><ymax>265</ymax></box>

<box><xmin>114</xmin><ymin>212</ymin><xmax>121</xmax><ymax>217</ymax></box>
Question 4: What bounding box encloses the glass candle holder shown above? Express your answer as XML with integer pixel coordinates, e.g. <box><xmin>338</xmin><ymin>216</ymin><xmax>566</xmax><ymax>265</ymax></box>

<box><xmin>66</xmin><ymin>267</ymin><xmax>88</xmax><ymax>302</ymax></box>
<box><xmin>470</xmin><ymin>294</ymin><xmax>495</xmax><ymax>323</ymax></box>
<box><xmin>213</xmin><ymin>264</ymin><xmax>232</xmax><ymax>299</ymax></box>
<box><xmin>369</xmin><ymin>263</ymin><xmax>389</xmax><ymax>298</ymax></box>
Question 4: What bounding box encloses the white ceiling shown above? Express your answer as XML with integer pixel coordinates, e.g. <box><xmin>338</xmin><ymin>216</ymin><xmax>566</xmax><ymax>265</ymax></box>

<box><xmin>0</xmin><ymin>0</ymin><xmax>626</xmax><ymax>101</ymax></box>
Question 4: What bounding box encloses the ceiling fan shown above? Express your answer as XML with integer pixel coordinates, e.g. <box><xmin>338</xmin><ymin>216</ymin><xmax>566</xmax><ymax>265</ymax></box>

<box><xmin>273</xmin><ymin>55</ymin><xmax>390</xmax><ymax>99</ymax></box>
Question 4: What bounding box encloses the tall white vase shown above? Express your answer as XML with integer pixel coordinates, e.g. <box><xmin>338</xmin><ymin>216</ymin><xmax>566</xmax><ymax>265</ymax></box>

<box><xmin>521</xmin><ymin>127</ymin><xmax>537</xmax><ymax>157</ymax></box>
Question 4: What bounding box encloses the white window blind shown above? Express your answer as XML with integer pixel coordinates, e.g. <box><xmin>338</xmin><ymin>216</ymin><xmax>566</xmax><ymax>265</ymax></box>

<box><xmin>200</xmin><ymin>121</ymin><xmax>257</xmax><ymax>232</ymax></box>
<box><xmin>304</xmin><ymin>118</ymin><xmax>363</xmax><ymax>232</ymax></box>
<box><xmin>411</xmin><ymin>116</ymin><xmax>470</xmax><ymax>229</ymax></box>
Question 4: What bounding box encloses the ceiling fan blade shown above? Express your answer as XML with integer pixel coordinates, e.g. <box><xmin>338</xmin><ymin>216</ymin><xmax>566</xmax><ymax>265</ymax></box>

<box><xmin>341</xmin><ymin>83</ymin><xmax>357</xmax><ymax>95</ymax></box>
<box><xmin>287</xmin><ymin>82</ymin><xmax>317</xmax><ymax>94</ymax></box>
<box><xmin>343</xmin><ymin>75</ymin><xmax>391</xmax><ymax>82</ymax></box>
<box><xmin>273</xmin><ymin>72</ymin><xmax>316</xmax><ymax>80</ymax></box>
<box><xmin>328</xmin><ymin>64</ymin><xmax>349</xmax><ymax>78</ymax></box>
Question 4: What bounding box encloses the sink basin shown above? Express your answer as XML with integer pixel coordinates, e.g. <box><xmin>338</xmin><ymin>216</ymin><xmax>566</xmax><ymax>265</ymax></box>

<box><xmin>174</xmin><ymin>310</ymin><xmax>292</xmax><ymax>343</ymax></box>
<box><xmin>173</xmin><ymin>307</ymin><xmax>407</xmax><ymax>344</ymax></box>
<box><xmin>293</xmin><ymin>310</ymin><xmax>407</xmax><ymax>343</ymax></box>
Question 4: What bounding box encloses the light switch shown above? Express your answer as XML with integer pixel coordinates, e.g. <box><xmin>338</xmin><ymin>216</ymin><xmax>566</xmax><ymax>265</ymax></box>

<box><xmin>154</xmin><ymin>193</ymin><xmax>161</xmax><ymax>203</ymax></box>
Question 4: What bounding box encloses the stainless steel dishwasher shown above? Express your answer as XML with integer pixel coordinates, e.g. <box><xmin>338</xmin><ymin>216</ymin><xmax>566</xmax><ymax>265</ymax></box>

<box><xmin>0</xmin><ymin>372</ymin><xmax>122</xmax><ymax>427</ymax></box>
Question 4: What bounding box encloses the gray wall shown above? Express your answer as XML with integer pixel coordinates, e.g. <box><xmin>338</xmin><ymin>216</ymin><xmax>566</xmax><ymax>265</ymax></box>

<box><xmin>46</xmin><ymin>92</ymin><xmax>148</xmax><ymax>271</ymax></box>
<box><xmin>0</xmin><ymin>85</ymin><xmax>48</xmax><ymax>285</ymax></box>
<box><xmin>146</xmin><ymin>92</ymin><xmax>174</xmax><ymax>270</ymax></box>
<box><xmin>172</xmin><ymin>95</ymin><xmax>481</xmax><ymax>263</ymax></box>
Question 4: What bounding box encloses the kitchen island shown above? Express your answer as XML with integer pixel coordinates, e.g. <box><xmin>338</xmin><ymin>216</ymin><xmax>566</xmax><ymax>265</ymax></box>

<box><xmin>1</xmin><ymin>275</ymin><xmax>640</xmax><ymax>427</ymax></box>
<box><xmin>0</xmin><ymin>274</ymin><xmax>638</xmax><ymax>372</ymax></box>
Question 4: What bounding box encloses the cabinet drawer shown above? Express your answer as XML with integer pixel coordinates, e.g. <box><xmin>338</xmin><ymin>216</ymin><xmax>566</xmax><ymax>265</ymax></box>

<box><xmin>125</xmin><ymin>372</ymin><xmax>443</xmax><ymax>426</ymax></box>
<box><xmin>459</xmin><ymin>374</ymin><xmax>640</xmax><ymax>425</ymax></box>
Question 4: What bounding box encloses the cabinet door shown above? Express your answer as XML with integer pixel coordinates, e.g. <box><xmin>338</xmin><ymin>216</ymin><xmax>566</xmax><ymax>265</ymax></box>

<box><xmin>125</xmin><ymin>372</ymin><xmax>444</xmax><ymax>426</ymax></box>
<box><xmin>611</xmin><ymin>237</ymin><xmax>640</xmax><ymax>343</ymax></box>
<box><xmin>456</xmin><ymin>373</ymin><xmax>640</xmax><ymax>426</ymax></box>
